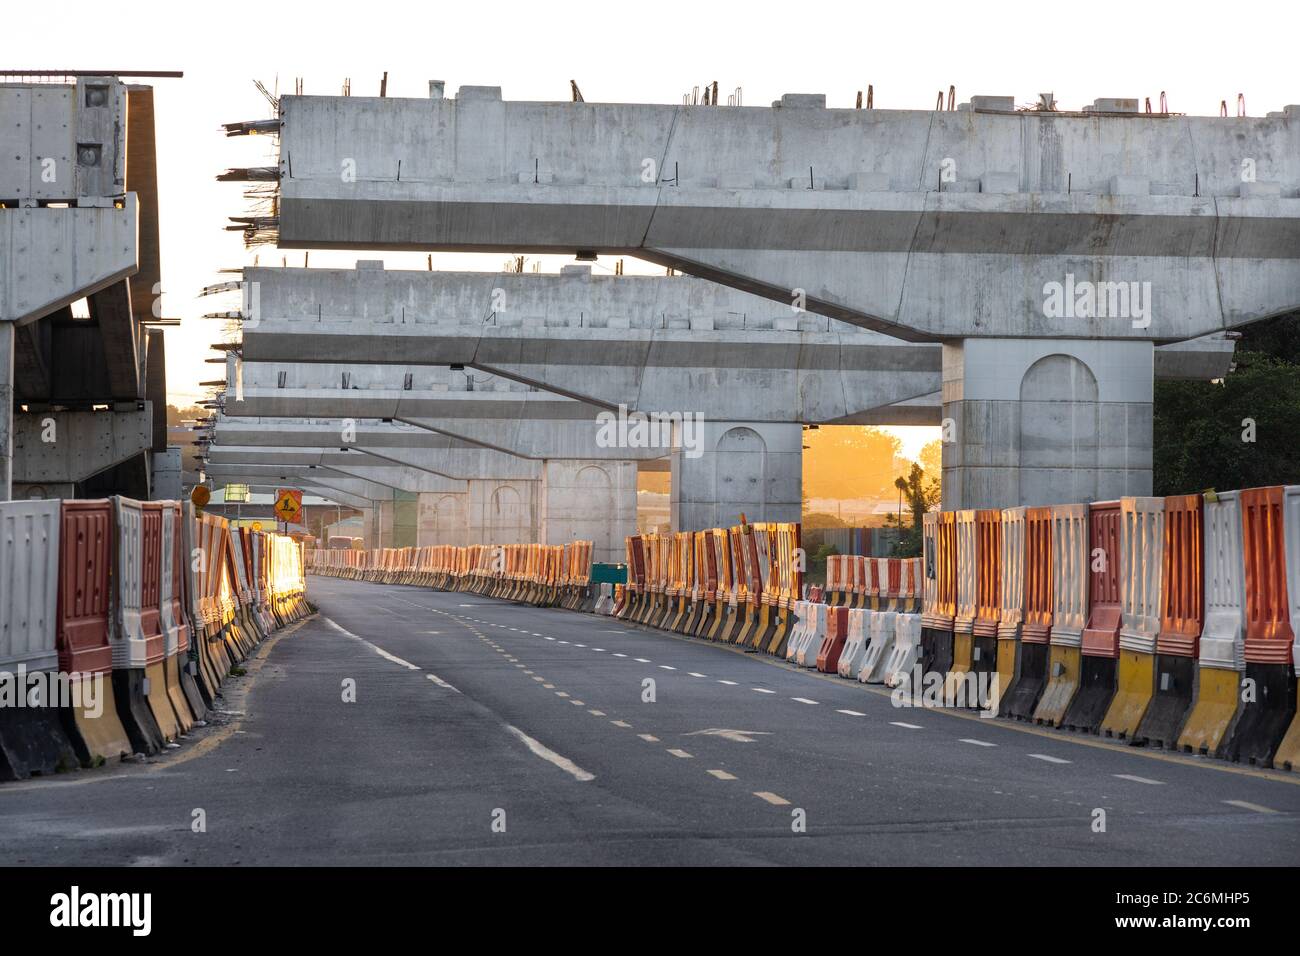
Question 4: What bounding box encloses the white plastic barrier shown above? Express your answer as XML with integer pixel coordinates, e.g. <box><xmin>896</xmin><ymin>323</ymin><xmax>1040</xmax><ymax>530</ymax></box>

<box><xmin>785</xmin><ymin>601</ymin><xmax>812</xmax><ymax>661</ymax></box>
<box><xmin>1199</xmin><ymin>491</ymin><xmax>1246</xmax><ymax>672</ymax></box>
<box><xmin>954</xmin><ymin>510</ymin><xmax>978</xmax><ymax>636</ymax></box>
<box><xmin>1285</xmin><ymin>486</ymin><xmax>1300</xmax><ymax>676</ymax></box>
<box><xmin>594</xmin><ymin>583</ymin><xmax>612</xmax><ymax>615</ymax></box>
<box><xmin>0</xmin><ymin>500</ymin><xmax>60</xmax><ymax>674</ymax></box>
<box><xmin>111</xmin><ymin>497</ymin><xmax>153</xmax><ymax>669</ymax></box>
<box><xmin>796</xmin><ymin>604</ymin><xmax>828</xmax><ymax>668</ymax></box>
<box><xmin>1119</xmin><ymin>497</ymin><xmax>1165</xmax><ymax>655</ymax></box>
<box><xmin>837</xmin><ymin>608</ymin><xmax>871</xmax><ymax>678</ymax></box>
<box><xmin>1051</xmin><ymin>504</ymin><xmax>1089</xmax><ymax>648</ymax></box>
<box><xmin>883</xmin><ymin>613</ymin><xmax>923</xmax><ymax>688</ymax></box>
<box><xmin>860</xmin><ymin>609</ymin><xmax>897</xmax><ymax>683</ymax></box>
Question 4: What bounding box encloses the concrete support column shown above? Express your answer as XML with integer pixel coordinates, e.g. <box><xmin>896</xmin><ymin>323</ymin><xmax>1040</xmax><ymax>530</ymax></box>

<box><xmin>417</xmin><ymin>491</ymin><xmax>470</xmax><ymax>547</ymax></box>
<box><xmin>671</xmin><ymin>421</ymin><xmax>802</xmax><ymax>532</ymax></box>
<box><xmin>0</xmin><ymin>323</ymin><xmax>12</xmax><ymax>501</ymax></box>
<box><xmin>940</xmin><ymin>339</ymin><xmax>1154</xmax><ymax>510</ymax></box>
<box><xmin>540</xmin><ymin>459</ymin><xmax>637</xmax><ymax>564</ymax></box>
<box><xmin>466</xmin><ymin>479</ymin><xmax>538</xmax><ymax>545</ymax></box>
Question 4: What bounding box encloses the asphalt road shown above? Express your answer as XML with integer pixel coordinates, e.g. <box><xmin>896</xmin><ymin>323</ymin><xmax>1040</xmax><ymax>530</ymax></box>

<box><xmin>3</xmin><ymin>576</ymin><xmax>1299</xmax><ymax>866</ymax></box>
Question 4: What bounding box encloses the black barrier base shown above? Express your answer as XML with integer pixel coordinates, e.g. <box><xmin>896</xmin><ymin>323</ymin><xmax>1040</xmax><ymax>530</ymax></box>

<box><xmin>0</xmin><ymin>703</ymin><xmax>79</xmax><ymax>780</ymax></box>
<box><xmin>919</xmin><ymin>627</ymin><xmax>953</xmax><ymax>678</ymax></box>
<box><xmin>111</xmin><ymin>669</ymin><xmax>164</xmax><ymax>756</ymax></box>
<box><xmin>971</xmin><ymin>636</ymin><xmax>998</xmax><ymax>682</ymax></box>
<box><xmin>179</xmin><ymin>665</ymin><xmax>208</xmax><ymax>723</ymax></box>
<box><xmin>1061</xmin><ymin>656</ymin><xmax>1119</xmax><ymax>733</ymax></box>
<box><xmin>1219</xmin><ymin>663</ymin><xmax>1297</xmax><ymax>766</ymax></box>
<box><xmin>1135</xmin><ymin>655</ymin><xmax>1195</xmax><ymax>749</ymax></box>
<box><xmin>1003</xmin><ymin>642</ymin><xmax>1048</xmax><ymax>720</ymax></box>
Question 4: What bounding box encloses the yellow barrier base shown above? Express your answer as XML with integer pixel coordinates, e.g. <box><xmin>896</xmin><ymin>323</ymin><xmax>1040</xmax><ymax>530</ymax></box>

<box><xmin>1176</xmin><ymin>666</ymin><xmax>1244</xmax><ymax>756</ymax></box>
<box><xmin>1263</xmin><ymin>683</ymin><xmax>1300</xmax><ymax>771</ymax></box>
<box><xmin>1100</xmin><ymin>650</ymin><xmax>1156</xmax><ymax>740</ymax></box>
<box><xmin>69</xmin><ymin>674</ymin><xmax>133</xmax><ymax>765</ymax></box>
<box><xmin>145</xmin><ymin>660</ymin><xmax>181</xmax><ymax>742</ymax></box>
<box><xmin>1033</xmin><ymin>645</ymin><xmax>1081</xmax><ymax>726</ymax></box>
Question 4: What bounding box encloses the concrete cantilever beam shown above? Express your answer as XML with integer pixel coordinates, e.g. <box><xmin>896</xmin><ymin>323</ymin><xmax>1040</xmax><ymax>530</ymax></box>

<box><xmin>273</xmin><ymin>90</ymin><xmax>1300</xmax><ymax>342</ymax></box>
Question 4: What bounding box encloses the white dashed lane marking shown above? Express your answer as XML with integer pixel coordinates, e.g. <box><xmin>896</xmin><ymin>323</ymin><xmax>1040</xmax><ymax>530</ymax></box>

<box><xmin>836</xmin><ymin>709</ymin><xmax>866</xmax><ymax>717</ymax></box>
<box><xmin>708</xmin><ymin>769</ymin><xmax>737</xmax><ymax>781</ymax></box>
<box><xmin>791</xmin><ymin>697</ymin><xmax>819</xmax><ymax>705</ymax></box>
<box><xmin>1113</xmin><ymin>774</ymin><xmax>1164</xmax><ymax>785</ymax></box>
<box><xmin>754</xmin><ymin>791</ymin><xmax>790</xmax><ymax>806</ymax></box>
<box><xmin>752</xmin><ymin>688</ymin><xmax>775</xmax><ymax>694</ymax></box>
<box><xmin>960</xmin><ymin>738</ymin><xmax>996</xmax><ymax>747</ymax></box>
<box><xmin>667</xmin><ymin>749</ymin><xmax>693</xmax><ymax>759</ymax></box>
<box><xmin>717</xmin><ymin>680</ymin><xmax>738</xmax><ymax>686</ymax></box>
<box><xmin>637</xmin><ymin>734</ymin><xmax>660</xmax><ymax>743</ymax></box>
<box><xmin>890</xmin><ymin>721</ymin><xmax>922</xmax><ymax>729</ymax></box>
<box><xmin>688</xmin><ymin>672</ymin><xmax>707</xmax><ymax>678</ymax></box>
<box><xmin>1223</xmin><ymin>800</ymin><xmax>1278</xmax><ymax>814</ymax></box>
<box><xmin>1028</xmin><ymin>753</ymin><xmax>1071</xmax><ymax>764</ymax></box>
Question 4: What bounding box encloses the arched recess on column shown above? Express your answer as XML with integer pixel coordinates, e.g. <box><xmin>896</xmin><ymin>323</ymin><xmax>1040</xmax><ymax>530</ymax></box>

<box><xmin>1019</xmin><ymin>354</ymin><xmax>1099</xmax><ymax>503</ymax></box>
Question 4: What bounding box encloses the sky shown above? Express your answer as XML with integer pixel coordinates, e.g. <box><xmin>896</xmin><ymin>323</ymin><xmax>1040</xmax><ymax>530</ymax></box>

<box><xmin>16</xmin><ymin>0</ymin><xmax>1295</xmax><ymax>443</ymax></box>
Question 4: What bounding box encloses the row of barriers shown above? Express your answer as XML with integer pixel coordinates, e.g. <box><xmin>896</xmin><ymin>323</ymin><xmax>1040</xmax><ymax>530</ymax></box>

<box><xmin>302</xmin><ymin>489</ymin><xmax>1300</xmax><ymax>772</ymax></box>
<box><xmin>913</xmin><ymin>488</ymin><xmax>1300</xmax><ymax>769</ymax></box>
<box><xmin>0</xmin><ymin>498</ymin><xmax>309</xmax><ymax>780</ymax></box>
<box><xmin>307</xmin><ymin>541</ymin><xmax>596</xmax><ymax>609</ymax></box>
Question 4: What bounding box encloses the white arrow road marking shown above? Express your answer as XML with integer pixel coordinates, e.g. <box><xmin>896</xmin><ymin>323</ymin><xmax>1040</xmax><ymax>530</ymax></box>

<box><xmin>685</xmin><ymin>728</ymin><xmax>773</xmax><ymax>744</ymax></box>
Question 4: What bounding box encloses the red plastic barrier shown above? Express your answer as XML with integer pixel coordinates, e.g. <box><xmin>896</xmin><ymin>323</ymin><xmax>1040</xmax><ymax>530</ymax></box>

<box><xmin>816</xmin><ymin>605</ymin><xmax>850</xmax><ymax>673</ymax></box>
<box><xmin>1156</xmin><ymin>494</ymin><xmax>1204</xmax><ymax>658</ymax></box>
<box><xmin>1241</xmin><ymin>487</ymin><xmax>1294</xmax><ymax>665</ymax></box>
<box><xmin>1022</xmin><ymin>507</ymin><xmax>1054</xmax><ymax>644</ymax></box>
<box><xmin>1082</xmin><ymin>501</ymin><xmax>1122</xmax><ymax>657</ymax></box>
<box><xmin>974</xmin><ymin>510</ymin><xmax>1002</xmax><ymax>636</ymax></box>
<box><xmin>937</xmin><ymin>513</ymin><xmax>957</xmax><ymax>623</ymax></box>
<box><xmin>55</xmin><ymin>500</ymin><xmax>113</xmax><ymax>675</ymax></box>
<box><xmin>139</xmin><ymin>502</ymin><xmax>165</xmax><ymax>665</ymax></box>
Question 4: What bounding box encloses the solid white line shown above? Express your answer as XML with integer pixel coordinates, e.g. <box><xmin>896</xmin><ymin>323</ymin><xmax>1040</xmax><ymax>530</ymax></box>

<box><xmin>638</xmin><ymin>734</ymin><xmax>660</xmax><ymax>743</ymax></box>
<box><xmin>752</xmin><ymin>688</ymin><xmax>775</xmax><ymax>694</ymax></box>
<box><xmin>717</xmin><ymin>680</ymin><xmax>738</xmax><ymax>686</ymax></box>
<box><xmin>667</xmin><ymin>748</ymin><xmax>693</xmax><ymax>758</ymax></box>
<box><xmin>504</xmin><ymin>725</ymin><xmax>594</xmax><ymax>782</ymax></box>
<box><xmin>890</xmin><ymin>721</ymin><xmax>922</xmax><ymax>729</ymax></box>
<box><xmin>960</xmin><ymin>738</ymin><xmax>996</xmax><ymax>747</ymax></box>
<box><xmin>1113</xmin><ymin>773</ymin><xmax>1164</xmax><ymax>785</ymax></box>
<box><xmin>753</xmin><ymin>791</ymin><xmax>790</xmax><ymax>806</ymax></box>
<box><xmin>323</xmin><ymin>617</ymin><xmax>420</xmax><ymax>670</ymax></box>
<box><xmin>1223</xmin><ymin>800</ymin><xmax>1278</xmax><ymax>814</ymax></box>
<box><xmin>791</xmin><ymin>697</ymin><xmax>819</xmax><ymax>705</ymax></box>
<box><xmin>836</xmin><ymin>709</ymin><xmax>866</xmax><ymax>716</ymax></box>
<box><xmin>708</xmin><ymin>769</ymin><xmax>737</xmax><ymax>781</ymax></box>
<box><xmin>1028</xmin><ymin>753</ymin><xmax>1071</xmax><ymax>764</ymax></box>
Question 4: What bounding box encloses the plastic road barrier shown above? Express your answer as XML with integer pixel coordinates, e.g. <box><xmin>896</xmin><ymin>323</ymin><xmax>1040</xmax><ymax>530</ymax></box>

<box><xmin>947</xmin><ymin>510</ymin><xmax>978</xmax><ymax>704</ymax></box>
<box><xmin>1101</xmin><ymin>497</ymin><xmax>1165</xmax><ymax>740</ymax></box>
<box><xmin>1271</xmin><ymin>486</ymin><xmax>1300</xmax><ymax>771</ymax></box>
<box><xmin>1222</xmin><ymin>486</ymin><xmax>1297</xmax><ymax>766</ymax></box>
<box><xmin>108</xmin><ymin>497</ymin><xmax>166</xmax><ymax>755</ymax></box>
<box><xmin>994</xmin><ymin>507</ymin><xmax>1026</xmax><ymax>715</ymax></box>
<box><xmin>56</xmin><ymin>500</ymin><xmax>132</xmax><ymax>765</ymax></box>
<box><xmin>1177</xmin><ymin>491</ymin><xmax>1248</xmax><ymax>756</ymax></box>
<box><xmin>0</xmin><ymin>501</ymin><xmax>79</xmax><ymax>779</ymax></box>
<box><xmin>883</xmin><ymin>613</ymin><xmax>923</xmax><ymax>690</ymax></box>
<box><xmin>860</xmin><ymin>607</ymin><xmax>896</xmax><ymax>684</ymax></box>
<box><xmin>837</xmin><ymin>608</ymin><xmax>872</xmax><ymax>679</ymax></box>
<box><xmin>1033</xmin><ymin>504</ymin><xmax>1088</xmax><ymax>726</ymax></box>
<box><xmin>921</xmin><ymin>511</ymin><xmax>957</xmax><ymax>679</ymax></box>
<box><xmin>1003</xmin><ymin>507</ymin><xmax>1054</xmax><ymax>720</ymax></box>
<box><xmin>1138</xmin><ymin>494</ymin><xmax>1205</xmax><ymax>748</ymax></box>
<box><xmin>1060</xmin><ymin>500</ymin><xmax>1122</xmax><ymax>732</ymax></box>
<box><xmin>966</xmin><ymin>512</ymin><xmax>1002</xmax><ymax>693</ymax></box>
<box><xmin>815</xmin><ymin>605</ymin><xmax>850</xmax><ymax>673</ymax></box>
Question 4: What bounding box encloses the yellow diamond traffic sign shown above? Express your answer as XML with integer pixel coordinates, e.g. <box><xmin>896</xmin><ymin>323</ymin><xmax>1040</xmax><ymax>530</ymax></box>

<box><xmin>274</xmin><ymin>488</ymin><xmax>304</xmax><ymax>524</ymax></box>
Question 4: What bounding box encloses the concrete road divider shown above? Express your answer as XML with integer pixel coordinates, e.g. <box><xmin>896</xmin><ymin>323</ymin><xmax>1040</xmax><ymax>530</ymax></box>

<box><xmin>1033</xmin><ymin>504</ymin><xmax>1088</xmax><ymax>726</ymax></box>
<box><xmin>1101</xmin><ymin>497</ymin><xmax>1165</xmax><ymax>741</ymax></box>
<box><xmin>0</xmin><ymin>501</ymin><xmax>80</xmax><ymax>779</ymax></box>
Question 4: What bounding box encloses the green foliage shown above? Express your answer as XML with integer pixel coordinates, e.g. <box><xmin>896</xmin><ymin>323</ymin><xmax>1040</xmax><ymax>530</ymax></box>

<box><xmin>1153</xmin><ymin>335</ymin><xmax>1300</xmax><ymax>496</ymax></box>
<box><xmin>885</xmin><ymin>464</ymin><xmax>940</xmax><ymax>557</ymax></box>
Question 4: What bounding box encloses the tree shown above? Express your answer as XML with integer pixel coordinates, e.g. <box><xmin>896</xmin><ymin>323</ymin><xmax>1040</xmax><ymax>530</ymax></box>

<box><xmin>1153</xmin><ymin>312</ymin><xmax>1300</xmax><ymax>495</ymax></box>
<box><xmin>885</xmin><ymin>463</ymin><xmax>941</xmax><ymax>557</ymax></box>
